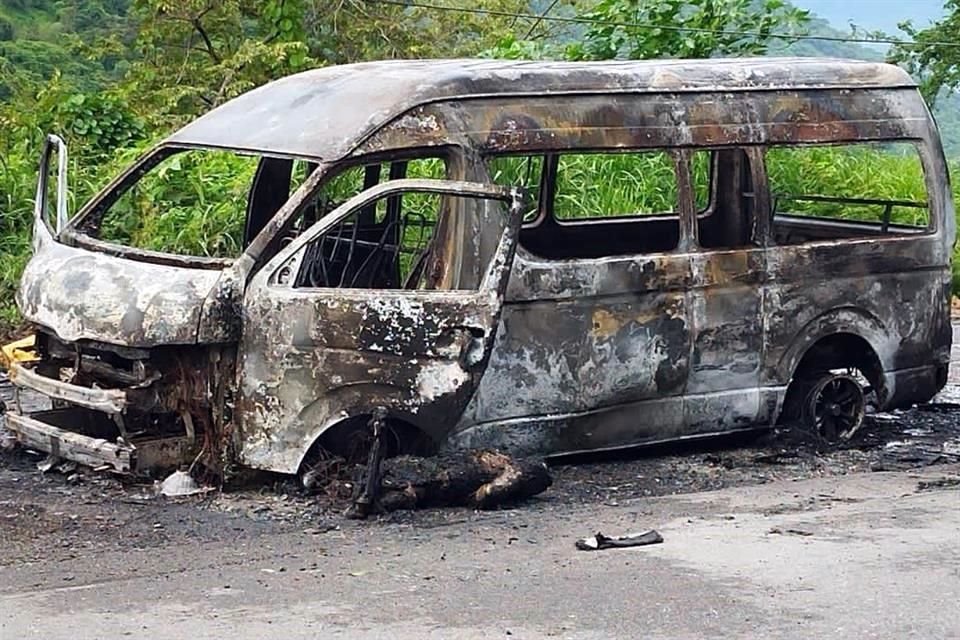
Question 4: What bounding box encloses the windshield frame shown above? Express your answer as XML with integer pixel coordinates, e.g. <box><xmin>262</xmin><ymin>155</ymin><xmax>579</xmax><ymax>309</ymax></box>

<box><xmin>63</xmin><ymin>143</ymin><xmax>318</xmax><ymax>270</ymax></box>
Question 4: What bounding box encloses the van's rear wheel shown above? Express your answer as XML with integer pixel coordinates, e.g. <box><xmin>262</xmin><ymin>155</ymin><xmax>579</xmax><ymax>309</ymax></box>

<box><xmin>800</xmin><ymin>372</ymin><xmax>865</xmax><ymax>442</ymax></box>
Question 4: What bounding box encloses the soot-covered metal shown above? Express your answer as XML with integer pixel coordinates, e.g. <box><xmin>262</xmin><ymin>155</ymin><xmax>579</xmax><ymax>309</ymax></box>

<box><xmin>4</xmin><ymin>58</ymin><xmax>953</xmax><ymax>477</ymax></box>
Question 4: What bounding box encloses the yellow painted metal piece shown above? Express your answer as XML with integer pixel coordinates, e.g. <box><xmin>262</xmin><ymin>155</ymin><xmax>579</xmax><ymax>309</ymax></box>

<box><xmin>0</xmin><ymin>335</ymin><xmax>39</xmax><ymax>370</ymax></box>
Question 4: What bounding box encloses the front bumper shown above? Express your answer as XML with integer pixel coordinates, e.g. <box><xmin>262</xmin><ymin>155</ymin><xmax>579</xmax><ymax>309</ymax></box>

<box><xmin>2</xmin><ymin>338</ymin><xmax>196</xmax><ymax>474</ymax></box>
<box><xmin>6</xmin><ymin>410</ymin><xmax>136</xmax><ymax>472</ymax></box>
<box><xmin>7</xmin><ymin>358</ymin><xmax>127</xmax><ymax>413</ymax></box>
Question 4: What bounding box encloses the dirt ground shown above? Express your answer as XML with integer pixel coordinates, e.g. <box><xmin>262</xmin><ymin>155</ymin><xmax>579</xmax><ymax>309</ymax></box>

<box><xmin>2</xmin><ymin>340</ymin><xmax>960</xmax><ymax>637</ymax></box>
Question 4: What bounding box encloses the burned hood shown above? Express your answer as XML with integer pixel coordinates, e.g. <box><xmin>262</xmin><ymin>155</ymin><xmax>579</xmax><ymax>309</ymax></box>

<box><xmin>17</xmin><ymin>239</ymin><xmax>229</xmax><ymax>348</ymax></box>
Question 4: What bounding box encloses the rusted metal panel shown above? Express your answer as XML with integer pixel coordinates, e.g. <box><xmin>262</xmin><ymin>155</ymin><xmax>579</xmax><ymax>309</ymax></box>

<box><xmin>457</xmin><ymin>252</ymin><xmax>692</xmax><ymax>431</ymax></box>
<box><xmin>357</xmin><ymin>88</ymin><xmax>932</xmax><ymax>157</ymax></box>
<box><xmin>18</xmin><ymin>227</ymin><xmax>230</xmax><ymax>347</ymax></box>
<box><xmin>687</xmin><ymin>248</ymin><xmax>765</xmax><ymax>397</ymax></box>
<box><xmin>236</xmin><ymin>290</ymin><xmax>502</xmax><ymax>472</ymax></box>
<box><xmin>167</xmin><ymin>59</ymin><xmax>916</xmax><ymax>161</ymax></box>
<box><xmin>762</xmin><ymin>236</ymin><xmax>952</xmax><ymax>388</ymax></box>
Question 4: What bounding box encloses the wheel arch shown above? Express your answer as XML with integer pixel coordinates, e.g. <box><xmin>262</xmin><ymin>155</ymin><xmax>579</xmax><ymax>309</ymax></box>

<box><xmin>293</xmin><ymin>409</ymin><xmax>437</xmax><ymax>476</ymax></box>
<box><xmin>774</xmin><ymin>307</ymin><xmax>894</xmax><ymax>419</ymax></box>
<box><xmin>776</xmin><ymin>308</ymin><xmax>892</xmax><ymax>380</ymax></box>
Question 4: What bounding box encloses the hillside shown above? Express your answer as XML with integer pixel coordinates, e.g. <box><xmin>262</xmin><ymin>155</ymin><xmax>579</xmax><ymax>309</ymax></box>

<box><xmin>0</xmin><ymin>0</ymin><xmax>131</xmax><ymax>98</ymax></box>
<box><xmin>778</xmin><ymin>15</ymin><xmax>884</xmax><ymax>61</ymax></box>
<box><xmin>2</xmin><ymin>1</ymin><xmax>955</xmax><ymax>148</ymax></box>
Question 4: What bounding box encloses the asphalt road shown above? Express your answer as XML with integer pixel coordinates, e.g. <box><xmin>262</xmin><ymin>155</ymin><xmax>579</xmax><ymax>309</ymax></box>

<box><xmin>1</xmin><ymin>465</ymin><xmax>959</xmax><ymax>639</ymax></box>
<box><xmin>2</xmin><ymin>326</ymin><xmax>960</xmax><ymax>638</ymax></box>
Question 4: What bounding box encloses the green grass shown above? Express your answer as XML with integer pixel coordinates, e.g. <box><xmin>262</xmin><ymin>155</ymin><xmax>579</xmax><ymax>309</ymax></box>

<box><xmin>766</xmin><ymin>143</ymin><xmax>930</xmax><ymax>226</ymax></box>
<box><xmin>2</xmin><ymin>144</ymin><xmax>960</xmax><ymax>337</ymax></box>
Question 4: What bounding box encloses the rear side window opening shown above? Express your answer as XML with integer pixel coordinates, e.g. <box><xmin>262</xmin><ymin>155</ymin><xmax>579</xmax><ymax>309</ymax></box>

<box><xmin>766</xmin><ymin>141</ymin><xmax>931</xmax><ymax>245</ymax></box>
<box><xmin>552</xmin><ymin>150</ymin><xmax>711</xmax><ymax>221</ymax></box>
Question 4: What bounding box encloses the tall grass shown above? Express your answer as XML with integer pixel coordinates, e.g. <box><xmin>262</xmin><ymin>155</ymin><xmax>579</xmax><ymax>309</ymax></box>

<box><xmin>489</xmin><ymin>152</ymin><xmax>711</xmax><ymax>219</ymax></box>
<box><xmin>2</xmin><ymin>142</ymin><xmax>959</xmax><ymax>336</ymax></box>
<box><xmin>99</xmin><ymin>150</ymin><xmax>259</xmax><ymax>258</ymax></box>
<box><xmin>766</xmin><ymin>143</ymin><xmax>930</xmax><ymax>227</ymax></box>
<box><xmin>0</xmin><ymin>129</ymin><xmax>56</xmax><ymax>333</ymax></box>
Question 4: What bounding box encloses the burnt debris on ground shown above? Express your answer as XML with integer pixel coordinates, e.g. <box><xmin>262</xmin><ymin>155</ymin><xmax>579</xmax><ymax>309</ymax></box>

<box><xmin>2</xmin><ymin>380</ymin><xmax>960</xmax><ymax>536</ymax></box>
<box><xmin>299</xmin><ymin>448</ymin><xmax>554</xmax><ymax>519</ymax></box>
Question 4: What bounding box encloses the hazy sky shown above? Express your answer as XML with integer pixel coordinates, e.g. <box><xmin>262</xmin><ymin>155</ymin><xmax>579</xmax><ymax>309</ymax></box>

<box><xmin>799</xmin><ymin>0</ymin><xmax>945</xmax><ymax>34</ymax></box>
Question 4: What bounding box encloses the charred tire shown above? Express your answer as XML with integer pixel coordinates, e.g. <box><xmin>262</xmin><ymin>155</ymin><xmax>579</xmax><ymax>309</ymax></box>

<box><xmin>797</xmin><ymin>372</ymin><xmax>866</xmax><ymax>443</ymax></box>
<box><xmin>298</xmin><ymin>415</ymin><xmax>434</xmax><ymax>491</ymax></box>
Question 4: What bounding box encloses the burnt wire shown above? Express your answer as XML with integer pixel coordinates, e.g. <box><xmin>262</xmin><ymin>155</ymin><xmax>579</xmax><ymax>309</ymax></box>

<box><xmin>347</xmin><ymin>218</ymin><xmax>403</xmax><ymax>288</ymax></box>
<box><xmin>300</xmin><ymin>212</ymin><xmax>435</xmax><ymax>288</ymax></box>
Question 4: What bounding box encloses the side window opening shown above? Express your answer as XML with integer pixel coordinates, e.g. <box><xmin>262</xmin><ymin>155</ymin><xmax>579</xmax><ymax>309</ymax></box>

<box><xmin>488</xmin><ymin>150</ymin><xmax>688</xmax><ymax>260</ymax></box>
<box><xmin>552</xmin><ymin>151</ymin><xmax>678</xmax><ymax>221</ymax></box>
<box><xmin>766</xmin><ymin>141</ymin><xmax>930</xmax><ymax>245</ymax></box>
<box><xmin>291</xmin><ymin>157</ymin><xmax>449</xmax><ymax>290</ymax></box>
<box><xmin>691</xmin><ymin>150</ymin><xmax>713</xmax><ymax>213</ymax></box>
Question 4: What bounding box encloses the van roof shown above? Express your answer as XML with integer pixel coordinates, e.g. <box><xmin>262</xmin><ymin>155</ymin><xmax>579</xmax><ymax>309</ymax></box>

<box><xmin>166</xmin><ymin>58</ymin><xmax>916</xmax><ymax>161</ymax></box>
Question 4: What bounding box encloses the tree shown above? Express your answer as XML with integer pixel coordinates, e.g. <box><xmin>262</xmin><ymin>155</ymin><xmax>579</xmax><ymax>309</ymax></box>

<box><xmin>118</xmin><ymin>0</ymin><xmax>550</xmax><ymax>124</ymax></box>
<box><xmin>890</xmin><ymin>0</ymin><xmax>960</xmax><ymax>105</ymax></box>
<box><xmin>486</xmin><ymin>0</ymin><xmax>810</xmax><ymax>61</ymax></box>
<box><xmin>120</xmin><ymin>0</ymin><xmax>314</xmax><ymax>122</ymax></box>
<box><xmin>305</xmin><ymin>0</ymin><xmax>547</xmax><ymax>64</ymax></box>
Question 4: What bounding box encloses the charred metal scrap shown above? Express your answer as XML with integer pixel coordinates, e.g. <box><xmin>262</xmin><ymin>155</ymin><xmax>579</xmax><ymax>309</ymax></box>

<box><xmin>321</xmin><ymin>408</ymin><xmax>553</xmax><ymax>517</ymax></box>
<box><xmin>341</xmin><ymin>449</ymin><xmax>552</xmax><ymax>518</ymax></box>
<box><xmin>3</xmin><ymin>58</ymin><xmax>953</xmax><ymax>484</ymax></box>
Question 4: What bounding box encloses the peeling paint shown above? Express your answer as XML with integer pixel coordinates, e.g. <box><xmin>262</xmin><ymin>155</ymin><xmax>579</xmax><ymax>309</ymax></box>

<box><xmin>6</xmin><ymin>58</ymin><xmax>953</xmax><ymax>476</ymax></box>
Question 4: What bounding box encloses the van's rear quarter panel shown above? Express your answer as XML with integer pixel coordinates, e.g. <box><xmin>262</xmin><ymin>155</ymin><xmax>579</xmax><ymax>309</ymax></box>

<box><xmin>763</xmin><ymin>236</ymin><xmax>951</xmax><ymax>397</ymax></box>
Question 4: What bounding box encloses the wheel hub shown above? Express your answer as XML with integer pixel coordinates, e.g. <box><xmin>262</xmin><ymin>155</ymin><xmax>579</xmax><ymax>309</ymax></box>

<box><xmin>802</xmin><ymin>372</ymin><xmax>866</xmax><ymax>442</ymax></box>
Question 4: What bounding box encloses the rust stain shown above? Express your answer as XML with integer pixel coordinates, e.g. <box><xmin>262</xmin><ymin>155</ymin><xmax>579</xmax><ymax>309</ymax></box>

<box><xmin>4</xmin><ymin>58</ymin><xmax>952</xmax><ymax>477</ymax></box>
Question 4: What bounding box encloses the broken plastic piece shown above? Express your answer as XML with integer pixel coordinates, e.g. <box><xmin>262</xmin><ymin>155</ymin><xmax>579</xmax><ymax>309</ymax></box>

<box><xmin>575</xmin><ymin>529</ymin><xmax>663</xmax><ymax>551</ymax></box>
<box><xmin>159</xmin><ymin>470</ymin><xmax>208</xmax><ymax>497</ymax></box>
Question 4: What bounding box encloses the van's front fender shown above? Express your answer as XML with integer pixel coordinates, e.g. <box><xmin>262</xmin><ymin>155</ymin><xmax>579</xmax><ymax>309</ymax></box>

<box><xmin>237</xmin><ymin>344</ymin><xmax>472</xmax><ymax>473</ymax></box>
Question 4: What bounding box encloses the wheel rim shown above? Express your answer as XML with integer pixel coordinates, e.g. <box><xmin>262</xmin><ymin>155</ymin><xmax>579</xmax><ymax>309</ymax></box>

<box><xmin>808</xmin><ymin>375</ymin><xmax>865</xmax><ymax>441</ymax></box>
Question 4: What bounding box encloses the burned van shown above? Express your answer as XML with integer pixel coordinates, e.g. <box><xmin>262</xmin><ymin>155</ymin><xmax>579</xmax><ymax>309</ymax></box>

<box><xmin>3</xmin><ymin>58</ymin><xmax>954</xmax><ymax>475</ymax></box>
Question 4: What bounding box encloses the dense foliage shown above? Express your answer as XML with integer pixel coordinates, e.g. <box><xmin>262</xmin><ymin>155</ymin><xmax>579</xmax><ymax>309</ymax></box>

<box><xmin>1</xmin><ymin>0</ymin><xmax>960</xmax><ymax>334</ymax></box>
<box><xmin>891</xmin><ymin>0</ymin><xmax>960</xmax><ymax>105</ymax></box>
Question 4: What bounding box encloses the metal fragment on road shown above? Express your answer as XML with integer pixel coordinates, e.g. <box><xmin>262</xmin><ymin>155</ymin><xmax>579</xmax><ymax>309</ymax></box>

<box><xmin>575</xmin><ymin>529</ymin><xmax>664</xmax><ymax>551</ymax></box>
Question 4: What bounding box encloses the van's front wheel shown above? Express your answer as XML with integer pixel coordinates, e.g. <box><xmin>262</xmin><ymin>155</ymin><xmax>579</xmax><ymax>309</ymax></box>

<box><xmin>799</xmin><ymin>372</ymin><xmax>866</xmax><ymax>443</ymax></box>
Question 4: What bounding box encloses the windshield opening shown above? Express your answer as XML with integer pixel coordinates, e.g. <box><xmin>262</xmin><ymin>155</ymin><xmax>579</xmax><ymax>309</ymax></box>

<box><xmin>75</xmin><ymin>147</ymin><xmax>297</xmax><ymax>259</ymax></box>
